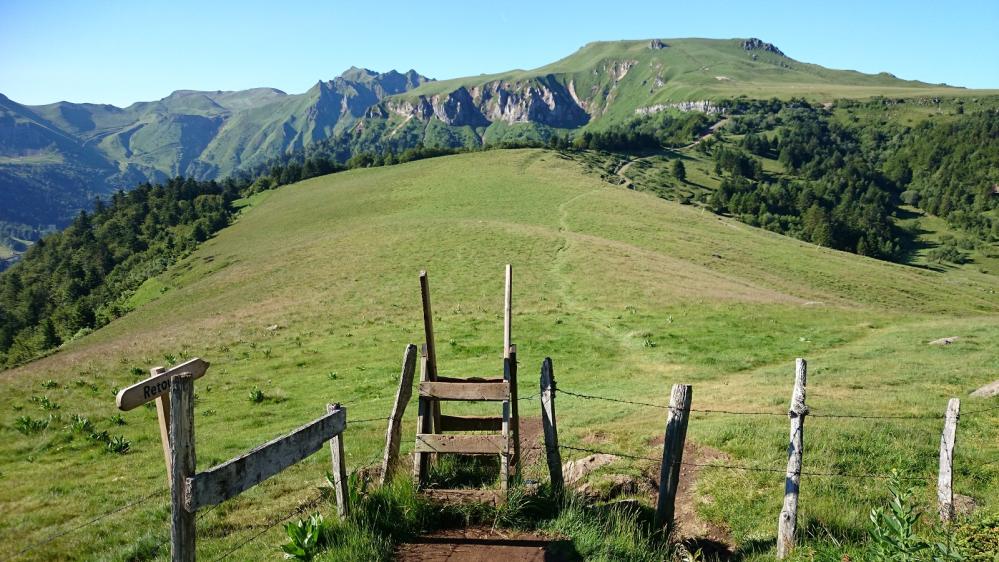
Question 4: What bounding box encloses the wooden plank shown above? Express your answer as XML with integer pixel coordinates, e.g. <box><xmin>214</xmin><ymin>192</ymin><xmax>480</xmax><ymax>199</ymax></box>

<box><xmin>507</xmin><ymin>345</ymin><xmax>520</xmax><ymax>474</ymax></box>
<box><xmin>504</xmin><ymin>264</ymin><xmax>512</xmax><ymax>358</ymax></box>
<box><xmin>655</xmin><ymin>383</ymin><xmax>692</xmax><ymax>530</ymax></box>
<box><xmin>151</xmin><ymin>367</ymin><xmax>173</xmax><ymax>488</ymax></box>
<box><xmin>116</xmin><ymin>358</ymin><xmax>209</xmax><ymax>411</ymax></box>
<box><xmin>540</xmin><ymin>358</ymin><xmax>564</xmax><ymax>495</ymax></box>
<box><xmin>777</xmin><ymin>358</ymin><xmax>808</xmax><ymax>559</ymax></box>
<box><xmin>419</xmin><ymin>381</ymin><xmax>510</xmax><ymax>401</ymax></box>
<box><xmin>422</xmin><ymin>488</ymin><xmax>503</xmax><ymax>506</ymax></box>
<box><xmin>435</xmin><ymin>376</ymin><xmax>505</xmax><ymax>384</ymax></box>
<box><xmin>438</xmin><ymin>415</ymin><xmax>503</xmax><ymax>432</ymax></box>
<box><xmin>188</xmin><ymin>407</ymin><xmax>346</xmax><ymax>510</ymax></box>
<box><xmin>413</xmin><ymin>346</ymin><xmax>431</xmax><ymax>487</ymax></box>
<box><xmin>500</xmin><ymin>399</ymin><xmax>511</xmax><ymax>491</ymax></box>
<box><xmin>381</xmin><ymin>344</ymin><xmax>418</xmax><ymax>485</ymax></box>
<box><xmin>169</xmin><ymin>373</ymin><xmax>196</xmax><ymax>562</ymax></box>
<box><xmin>414</xmin><ymin>434</ymin><xmax>507</xmax><ymax>454</ymax></box>
<box><xmin>419</xmin><ymin>270</ymin><xmax>441</xmax><ymax>432</ymax></box>
<box><xmin>938</xmin><ymin>398</ymin><xmax>960</xmax><ymax>523</ymax></box>
<box><xmin>328</xmin><ymin>404</ymin><xmax>349</xmax><ymax>518</ymax></box>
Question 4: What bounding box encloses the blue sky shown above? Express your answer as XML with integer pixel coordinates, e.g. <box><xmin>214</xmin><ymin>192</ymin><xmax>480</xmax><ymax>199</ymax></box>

<box><xmin>1</xmin><ymin>0</ymin><xmax>996</xmax><ymax>107</ymax></box>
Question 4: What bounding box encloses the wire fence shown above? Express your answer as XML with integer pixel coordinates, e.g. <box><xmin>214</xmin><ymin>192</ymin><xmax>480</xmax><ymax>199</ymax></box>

<box><xmin>208</xmin><ymin>491</ymin><xmax>326</xmax><ymax>562</ymax></box>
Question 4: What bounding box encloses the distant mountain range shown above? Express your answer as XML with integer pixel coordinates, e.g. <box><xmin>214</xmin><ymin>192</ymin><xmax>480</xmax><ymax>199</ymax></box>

<box><xmin>0</xmin><ymin>37</ymin><xmax>977</xmax><ymax>236</ymax></box>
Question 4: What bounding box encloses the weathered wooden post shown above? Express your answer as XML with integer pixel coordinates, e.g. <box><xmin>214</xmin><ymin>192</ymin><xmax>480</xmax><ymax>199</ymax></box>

<box><xmin>656</xmin><ymin>383</ymin><xmax>692</xmax><ymax>531</ymax></box>
<box><xmin>328</xmin><ymin>403</ymin><xmax>350</xmax><ymax>518</ymax></box>
<box><xmin>169</xmin><ymin>373</ymin><xmax>196</xmax><ymax>562</ymax></box>
<box><xmin>381</xmin><ymin>344</ymin><xmax>418</xmax><ymax>485</ymax></box>
<box><xmin>938</xmin><ymin>398</ymin><xmax>960</xmax><ymax>523</ymax></box>
<box><xmin>419</xmin><ymin>270</ymin><xmax>441</xmax><ymax>433</ymax></box>
<box><xmin>413</xmin><ymin>345</ymin><xmax>432</xmax><ymax>486</ymax></box>
<box><xmin>540</xmin><ymin>358</ymin><xmax>563</xmax><ymax>495</ymax></box>
<box><xmin>151</xmin><ymin>367</ymin><xmax>172</xmax><ymax>484</ymax></box>
<box><xmin>777</xmin><ymin>358</ymin><xmax>807</xmax><ymax>559</ymax></box>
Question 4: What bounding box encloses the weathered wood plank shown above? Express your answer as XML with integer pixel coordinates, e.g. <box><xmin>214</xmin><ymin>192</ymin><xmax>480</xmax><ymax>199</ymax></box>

<box><xmin>151</xmin><ymin>367</ymin><xmax>173</xmax><ymax>487</ymax></box>
<box><xmin>117</xmin><ymin>358</ymin><xmax>209</xmax><ymax>411</ymax></box>
<box><xmin>507</xmin><ymin>345</ymin><xmax>520</xmax><ymax>474</ymax></box>
<box><xmin>777</xmin><ymin>358</ymin><xmax>808</xmax><ymax>559</ymax></box>
<box><xmin>655</xmin><ymin>383</ymin><xmax>692</xmax><ymax>530</ymax></box>
<box><xmin>188</xmin><ymin>407</ymin><xmax>346</xmax><ymax>510</ymax></box>
<box><xmin>381</xmin><ymin>344</ymin><xmax>418</xmax><ymax>485</ymax></box>
<box><xmin>438</xmin><ymin>415</ymin><xmax>503</xmax><ymax>432</ymax></box>
<box><xmin>422</xmin><ymin>488</ymin><xmax>504</xmax><ymax>506</ymax></box>
<box><xmin>413</xmin><ymin>346</ymin><xmax>431</xmax><ymax>487</ymax></box>
<box><xmin>169</xmin><ymin>374</ymin><xmax>196</xmax><ymax>562</ymax></box>
<box><xmin>504</xmin><ymin>264</ymin><xmax>512</xmax><ymax>358</ymax></box>
<box><xmin>540</xmin><ymin>358</ymin><xmax>563</xmax><ymax>495</ymax></box>
<box><xmin>328</xmin><ymin>404</ymin><xmax>349</xmax><ymax>518</ymax></box>
<box><xmin>419</xmin><ymin>271</ymin><xmax>441</xmax><ymax>431</ymax></box>
<box><xmin>938</xmin><ymin>398</ymin><xmax>960</xmax><ymax>523</ymax></box>
<box><xmin>419</xmin><ymin>381</ymin><xmax>510</xmax><ymax>401</ymax></box>
<box><xmin>414</xmin><ymin>434</ymin><xmax>507</xmax><ymax>454</ymax></box>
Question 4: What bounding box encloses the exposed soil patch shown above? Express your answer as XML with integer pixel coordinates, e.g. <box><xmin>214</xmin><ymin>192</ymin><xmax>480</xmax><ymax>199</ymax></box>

<box><xmin>647</xmin><ymin>438</ymin><xmax>736</xmax><ymax>557</ymax></box>
<box><xmin>396</xmin><ymin>527</ymin><xmax>577</xmax><ymax>561</ymax></box>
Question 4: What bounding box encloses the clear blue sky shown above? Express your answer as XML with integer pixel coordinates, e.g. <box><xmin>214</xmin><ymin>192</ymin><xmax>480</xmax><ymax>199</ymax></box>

<box><xmin>1</xmin><ymin>0</ymin><xmax>996</xmax><ymax>107</ymax></box>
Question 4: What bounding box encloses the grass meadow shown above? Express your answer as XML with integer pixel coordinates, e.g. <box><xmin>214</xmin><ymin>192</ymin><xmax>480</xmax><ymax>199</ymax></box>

<box><xmin>1</xmin><ymin>149</ymin><xmax>996</xmax><ymax>560</ymax></box>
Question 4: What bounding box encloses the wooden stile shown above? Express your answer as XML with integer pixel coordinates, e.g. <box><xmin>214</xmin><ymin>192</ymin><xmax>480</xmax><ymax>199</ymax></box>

<box><xmin>777</xmin><ymin>358</ymin><xmax>808</xmax><ymax>559</ymax></box>
<box><xmin>540</xmin><ymin>358</ymin><xmax>564</xmax><ymax>495</ymax></box>
<box><xmin>381</xmin><ymin>344</ymin><xmax>418</xmax><ymax>485</ymax></box>
<box><xmin>507</xmin><ymin>344</ymin><xmax>520</xmax><ymax>474</ymax></box>
<box><xmin>328</xmin><ymin>404</ymin><xmax>350</xmax><ymax>518</ymax></box>
<box><xmin>169</xmin><ymin>373</ymin><xmax>196</xmax><ymax>562</ymax></box>
<box><xmin>187</xmin><ymin>406</ymin><xmax>346</xmax><ymax>511</ymax></box>
<box><xmin>414</xmin><ymin>434</ymin><xmax>508</xmax><ymax>454</ymax></box>
<box><xmin>438</xmin><ymin>415</ymin><xmax>504</xmax><ymax>432</ymax></box>
<box><xmin>419</xmin><ymin>381</ymin><xmax>510</xmax><ymax>401</ymax></box>
<box><xmin>413</xmin><ymin>346</ymin><xmax>432</xmax><ymax>486</ymax></box>
<box><xmin>419</xmin><ymin>270</ymin><xmax>441</xmax><ymax>432</ymax></box>
<box><xmin>937</xmin><ymin>398</ymin><xmax>960</xmax><ymax>523</ymax></box>
<box><xmin>655</xmin><ymin>383</ymin><xmax>692</xmax><ymax>530</ymax></box>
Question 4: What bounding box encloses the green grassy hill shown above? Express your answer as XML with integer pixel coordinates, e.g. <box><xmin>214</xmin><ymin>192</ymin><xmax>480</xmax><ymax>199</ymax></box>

<box><xmin>1</xmin><ymin>150</ymin><xmax>996</xmax><ymax>560</ymax></box>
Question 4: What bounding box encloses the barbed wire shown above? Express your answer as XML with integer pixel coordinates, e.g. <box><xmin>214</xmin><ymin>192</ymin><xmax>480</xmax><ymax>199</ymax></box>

<box><xmin>6</xmin><ymin>487</ymin><xmax>168</xmax><ymax>561</ymax></box>
<box><xmin>349</xmin><ymin>416</ymin><xmax>390</xmax><ymax>425</ymax></box>
<box><xmin>558</xmin><ymin>443</ymin><xmax>929</xmax><ymax>482</ymax></box>
<box><xmin>555</xmin><ymin>386</ymin><xmax>969</xmax><ymax>420</ymax></box>
<box><xmin>208</xmin><ymin>492</ymin><xmax>325</xmax><ymax>562</ymax></box>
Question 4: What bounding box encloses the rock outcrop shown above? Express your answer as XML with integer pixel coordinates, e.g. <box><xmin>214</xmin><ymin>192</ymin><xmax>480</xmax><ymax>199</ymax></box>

<box><xmin>636</xmin><ymin>101</ymin><xmax>725</xmax><ymax>115</ymax></box>
<box><xmin>742</xmin><ymin>38</ymin><xmax>785</xmax><ymax>57</ymax></box>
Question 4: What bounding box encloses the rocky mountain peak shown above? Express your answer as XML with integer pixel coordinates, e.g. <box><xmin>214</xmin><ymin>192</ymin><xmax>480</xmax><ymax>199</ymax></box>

<box><xmin>741</xmin><ymin>38</ymin><xmax>785</xmax><ymax>56</ymax></box>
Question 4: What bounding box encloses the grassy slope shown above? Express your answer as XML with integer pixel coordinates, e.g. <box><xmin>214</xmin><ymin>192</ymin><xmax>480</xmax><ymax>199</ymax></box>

<box><xmin>1</xmin><ymin>150</ymin><xmax>997</xmax><ymax>560</ymax></box>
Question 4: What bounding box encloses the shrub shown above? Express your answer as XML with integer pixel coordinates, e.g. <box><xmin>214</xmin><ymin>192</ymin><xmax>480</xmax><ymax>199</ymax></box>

<box><xmin>106</xmin><ymin>435</ymin><xmax>131</xmax><ymax>455</ymax></box>
<box><xmin>248</xmin><ymin>386</ymin><xmax>265</xmax><ymax>403</ymax></box>
<box><xmin>15</xmin><ymin>415</ymin><xmax>49</xmax><ymax>435</ymax></box>
<box><xmin>282</xmin><ymin>513</ymin><xmax>332</xmax><ymax>561</ymax></box>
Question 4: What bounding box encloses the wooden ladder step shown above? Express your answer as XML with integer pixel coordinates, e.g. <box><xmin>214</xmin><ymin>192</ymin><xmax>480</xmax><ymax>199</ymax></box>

<box><xmin>415</xmin><ymin>434</ymin><xmax>508</xmax><ymax>454</ymax></box>
<box><xmin>439</xmin><ymin>415</ymin><xmax>503</xmax><ymax>432</ymax></box>
<box><xmin>419</xmin><ymin>381</ymin><xmax>510</xmax><ymax>401</ymax></box>
<box><xmin>421</xmin><ymin>488</ymin><xmax>504</xmax><ymax>506</ymax></box>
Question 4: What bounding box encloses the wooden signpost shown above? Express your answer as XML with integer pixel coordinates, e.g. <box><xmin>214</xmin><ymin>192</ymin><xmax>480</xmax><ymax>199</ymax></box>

<box><xmin>115</xmin><ymin>358</ymin><xmax>210</xmax><ymax>484</ymax></box>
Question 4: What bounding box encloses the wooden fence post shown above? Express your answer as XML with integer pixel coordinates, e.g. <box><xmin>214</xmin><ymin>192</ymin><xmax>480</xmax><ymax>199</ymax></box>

<box><xmin>328</xmin><ymin>403</ymin><xmax>350</xmax><ymax>518</ymax></box>
<box><xmin>413</xmin><ymin>345</ymin><xmax>431</xmax><ymax>486</ymax></box>
<box><xmin>656</xmin><ymin>383</ymin><xmax>692</xmax><ymax>531</ymax></box>
<box><xmin>938</xmin><ymin>398</ymin><xmax>960</xmax><ymax>523</ymax></box>
<box><xmin>381</xmin><ymin>344</ymin><xmax>418</xmax><ymax>485</ymax></box>
<box><xmin>169</xmin><ymin>373</ymin><xmax>196</xmax><ymax>562</ymax></box>
<box><xmin>419</xmin><ymin>271</ymin><xmax>441</xmax><ymax>433</ymax></box>
<box><xmin>777</xmin><ymin>358</ymin><xmax>807</xmax><ymax>559</ymax></box>
<box><xmin>540</xmin><ymin>358</ymin><xmax>563</xmax><ymax>495</ymax></box>
<box><xmin>151</xmin><ymin>366</ymin><xmax>173</xmax><ymax>487</ymax></box>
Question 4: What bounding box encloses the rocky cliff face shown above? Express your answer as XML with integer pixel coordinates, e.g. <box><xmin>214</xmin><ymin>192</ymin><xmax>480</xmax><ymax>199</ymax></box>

<box><xmin>382</xmin><ymin>75</ymin><xmax>590</xmax><ymax>128</ymax></box>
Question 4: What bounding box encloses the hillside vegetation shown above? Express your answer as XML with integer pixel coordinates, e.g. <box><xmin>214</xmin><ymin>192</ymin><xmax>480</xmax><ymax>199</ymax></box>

<box><xmin>1</xmin><ymin>150</ymin><xmax>996</xmax><ymax>560</ymax></box>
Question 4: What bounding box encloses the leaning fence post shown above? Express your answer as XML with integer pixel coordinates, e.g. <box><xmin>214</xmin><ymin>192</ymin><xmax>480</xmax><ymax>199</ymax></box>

<box><xmin>938</xmin><ymin>398</ymin><xmax>960</xmax><ymax>523</ymax></box>
<box><xmin>540</xmin><ymin>358</ymin><xmax>563</xmax><ymax>495</ymax></box>
<box><xmin>169</xmin><ymin>373</ymin><xmax>196</xmax><ymax>562</ymax></box>
<box><xmin>328</xmin><ymin>403</ymin><xmax>350</xmax><ymax>518</ymax></box>
<box><xmin>151</xmin><ymin>366</ymin><xmax>173</xmax><ymax>488</ymax></box>
<box><xmin>381</xmin><ymin>344</ymin><xmax>418</xmax><ymax>485</ymax></box>
<box><xmin>656</xmin><ymin>383</ymin><xmax>692</xmax><ymax>531</ymax></box>
<box><xmin>777</xmin><ymin>358</ymin><xmax>807</xmax><ymax>559</ymax></box>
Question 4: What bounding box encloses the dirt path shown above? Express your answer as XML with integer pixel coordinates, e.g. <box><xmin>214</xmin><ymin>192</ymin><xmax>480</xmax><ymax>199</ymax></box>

<box><xmin>396</xmin><ymin>527</ymin><xmax>577</xmax><ymax>562</ymax></box>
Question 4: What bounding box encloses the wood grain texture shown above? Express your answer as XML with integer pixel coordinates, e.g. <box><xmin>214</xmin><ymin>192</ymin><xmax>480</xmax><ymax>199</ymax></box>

<box><xmin>413</xmin><ymin>347</ymin><xmax>431</xmax><ymax>486</ymax></box>
<box><xmin>435</xmin><ymin>376</ymin><xmax>505</xmax><ymax>384</ymax></box>
<box><xmin>504</xmin><ymin>264</ymin><xmax>512</xmax><ymax>358</ymax></box>
<box><xmin>381</xmin><ymin>344</ymin><xmax>418</xmax><ymax>485</ymax></box>
<box><xmin>151</xmin><ymin>367</ymin><xmax>173</xmax><ymax>487</ymax></box>
<box><xmin>188</xmin><ymin>406</ymin><xmax>346</xmax><ymax>510</ymax></box>
<box><xmin>937</xmin><ymin>398</ymin><xmax>960</xmax><ymax>523</ymax></box>
<box><xmin>419</xmin><ymin>381</ymin><xmax>510</xmax><ymax>401</ymax></box>
<box><xmin>414</xmin><ymin>434</ymin><xmax>507</xmax><ymax>454</ymax></box>
<box><xmin>540</xmin><ymin>358</ymin><xmax>564</xmax><ymax>495</ymax></box>
<box><xmin>419</xmin><ymin>271</ymin><xmax>441</xmax><ymax>431</ymax></box>
<box><xmin>655</xmin><ymin>383</ymin><xmax>692</xmax><ymax>530</ymax></box>
<box><xmin>777</xmin><ymin>358</ymin><xmax>808</xmax><ymax>559</ymax></box>
<box><xmin>329</xmin><ymin>404</ymin><xmax>350</xmax><ymax>518</ymax></box>
<box><xmin>116</xmin><ymin>358</ymin><xmax>209</xmax><ymax>411</ymax></box>
<box><xmin>169</xmin><ymin>374</ymin><xmax>196</xmax><ymax>562</ymax></box>
<box><xmin>508</xmin><ymin>345</ymin><xmax>520</xmax><ymax>474</ymax></box>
